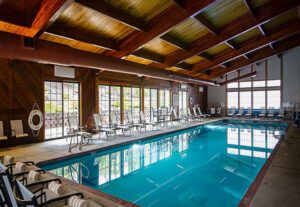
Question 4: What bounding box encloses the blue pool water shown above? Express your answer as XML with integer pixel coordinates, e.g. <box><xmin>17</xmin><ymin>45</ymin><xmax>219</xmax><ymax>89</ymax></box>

<box><xmin>41</xmin><ymin>120</ymin><xmax>287</xmax><ymax>207</ymax></box>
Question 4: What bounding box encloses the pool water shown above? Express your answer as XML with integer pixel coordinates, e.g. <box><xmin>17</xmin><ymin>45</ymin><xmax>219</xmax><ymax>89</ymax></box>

<box><xmin>41</xmin><ymin>120</ymin><xmax>287</xmax><ymax>207</ymax></box>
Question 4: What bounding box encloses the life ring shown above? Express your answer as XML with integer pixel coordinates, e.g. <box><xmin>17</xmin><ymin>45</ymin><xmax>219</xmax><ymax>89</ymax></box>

<box><xmin>189</xmin><ymin>97</ymin><xmax>193</xmax><ymax>105</ymax></box>
<box><xmin>28</xmin><ymin>109</ymin><xmax>44</xmax><ymax>131</ymax></box>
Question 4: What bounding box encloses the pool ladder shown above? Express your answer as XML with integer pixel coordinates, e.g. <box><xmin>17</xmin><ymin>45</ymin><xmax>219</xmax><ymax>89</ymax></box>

<box><xmin>68</xmin><ymin>163</ymin><xmax>90</xmax><ymax>182</ymax></box>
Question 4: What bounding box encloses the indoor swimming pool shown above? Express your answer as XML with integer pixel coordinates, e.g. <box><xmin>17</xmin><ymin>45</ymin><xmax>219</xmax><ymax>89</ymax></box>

<box><xmin>40</xmin><ymin>120</ymin><xmax>287</xmax><ymax>207</ymax></box>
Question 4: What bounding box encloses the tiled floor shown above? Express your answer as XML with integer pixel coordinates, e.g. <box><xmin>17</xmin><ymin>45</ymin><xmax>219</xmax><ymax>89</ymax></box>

<box><xmin>250</xmin><ymin>125</ymin><xmax>300</xmax><ymax>207</ymax></box>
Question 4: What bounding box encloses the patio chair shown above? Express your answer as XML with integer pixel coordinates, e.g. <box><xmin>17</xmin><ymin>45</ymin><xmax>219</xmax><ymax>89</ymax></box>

<box><xmin>181</xmin><ymin>108</ymin><xmax>193</xmax><ymax>122</ymax></box>
<box><xmin>227</xmin><ymin>107</ymin><xmax>236</xmax><ymax>117</ymax></box>
<box><xmin>171</xmin><ymin>108</ymin><xmax>184</xmax><ymax>123</ymax></box>
<box><xmin>110</xmin><ymin>112</ymin><xmax>131</xmax><ymax>135</ymax></box>
<box><xmin>245</xmin><ymin>108</ymin><xmax>253</xmax><ymax>118</ymax></box>
<box><xmin>125</xmin><ymin>111</ymin><xmax>145</xmax><ymax>132</ymax></box>
<box><xmin>236</xmin><ymin>108</ymin><xmax>244</xmax><ymax>117</ymax></box>
<box><xmin>258</xmin><ymin>108</ymin><xmax>266</xmax><ymax>118</ymax></box>
<box><xmin>10</xmin><ymin>120</ymin><xmax>28</xmax><ymax>139</ymax></box>
<box><xmin>93</xmin><ymin>114</ymin><xmax>116</xmax><ymax>139</ymax></box>
<box><xmin>140</xmin><ymin>111</ymin><xmax>158</xmax><ymax>131</ymax></box>
<box><xmin>187</xmin><ymin>108</ymin><xmax>200</xmax><ymax>121</ymax></box>
<box><xmin>0</xmin><ymin>121</ymin><xmax>7</xmax><ymax>141</ymax></box>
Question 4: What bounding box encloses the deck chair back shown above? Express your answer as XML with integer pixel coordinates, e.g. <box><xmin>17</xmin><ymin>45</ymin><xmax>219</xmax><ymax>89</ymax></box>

<box><xmin>0</xmin><ymin>163</ymin><xmax>18</xmax><ymax>207</ymax></box>
<box><xmin>93</xmin><ymin>114</ymin><xmax>101</xmax><ymax>126</ymax></box>
<box><xmin>68</xmin><ymin>116</ymin><xmax>78</xmax><ymax>129</ymax></box>
<box><xmin>193</xmin><ymin>107</ymin><xmax>198</xmax><ymax>116</ymax></box>
<box><xmin>10</xmin><ymin>120</ymin><xmax>24</xmax><ymax>136</ymax></box>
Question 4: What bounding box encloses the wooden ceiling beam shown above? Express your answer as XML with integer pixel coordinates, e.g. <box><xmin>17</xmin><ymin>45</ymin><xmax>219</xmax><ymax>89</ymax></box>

<box><xmin>160</xmin><ymin>34</ymin><xmax>189</xmax><ymax>51</ymax></box>
<box><xmin>163</xmin><ymin>0</ymin><xmax>299</xmax><ymax>67</ymax></box>
<box><xmin>190</xmin><ymin>20</ymin><xmax>300</xmax><ymax>74</ymax></box>
<box><xmin>0</xmin><ymin>0</ymin><xmax>71</xmax><ymax>37</ymax></box>
<box><xmin>103</xmin><ymin>0</ymin><xmax>216</xmax><ymax>58</ymax></box>
<box><xmin>132</xmin><ymin>49</ymin><xmax>165</xmax><ymax>64</ymax></box>
<box><xmin>46</xmin><ymin>25</ymin><xmax>119</xmax><ymax>50</ymax></box>
<box><xmin>194</xmin><ymin>14</ymin><xmax>219</xmax><ymax>36</ymax></box>
<box><xmin>219</xmin><ymin>71</ymin><xmax>257</xmax><ymax>86</ymax></box>
<box><xmin>208</xmin><ymin>33</ymin><xmax>300</xmax><ymax>78</ymax></box>
<box><xmin>75</xmin><ymin>0</ymin><xmax>147</xmax><ymax>31</ymax></box>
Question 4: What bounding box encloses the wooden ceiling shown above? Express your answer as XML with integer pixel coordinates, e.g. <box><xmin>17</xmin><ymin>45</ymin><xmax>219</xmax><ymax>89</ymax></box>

<box><xmin>0</xmin><ymin>0</ymin><xmax>299</xmax><ymax>83</ymax></box>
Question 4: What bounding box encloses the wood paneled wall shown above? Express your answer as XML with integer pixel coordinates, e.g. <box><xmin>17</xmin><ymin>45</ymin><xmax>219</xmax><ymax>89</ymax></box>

<box><xmin>0</xmin><ymin>57</ymin><xmax>207</xmax><ymax>147</ymax></box>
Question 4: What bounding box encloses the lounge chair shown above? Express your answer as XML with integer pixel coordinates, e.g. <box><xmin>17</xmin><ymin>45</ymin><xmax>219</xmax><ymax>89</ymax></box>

<box><xmin>187</xmin><ymin>108</ymin><xmax>200</xmax><ymax>121</ymax></box>
<box><xmin>93</xmin><ymin>114</ymin><xmax>116</xmax><ymax>139</ymax></box>
<box><xmin>245</xmin><ymin>108</ymin><xmax>252</xmax><ymax>118</ymax></box>
<box><xmin>227</xmin><ymin>108</ymin><xmax>236</xmax><ymax>117</ymax></box>
<box><xmin>0</xmin><ymin>121</ymin><xmax>7</xmax><ymax>141</ymax></box>
<box><xmin>125</xmin><ymin>111</ymin><xmax>145</xmax><ymax>132</ymax></box>
<box><xmin>197</xmin><ymin>107</ymin><xmax>210</xmax><ymax>118</ymax></box>
<box><xmin>277</xmin><ymin>108</ymin><xmax>284</xmax><ymax>119</ymax></box>
<box><xmin>258</xmin><ymin>108</ymin><xmax>266</xmax><ymax>118</ymax></box>
<box><xmin>192</xmin><ymin>107</ymin><xmax>203</xmax><ymax>120</ymax></box>
<box><xmin>181</xmin><ymin>108</ymin><xmax>193</xmax><ymax>122</ymax></box>
<box><xmin>140</xmin><ymin>111</ymin><xmax>158</xmax><ymax>131</ymax></box>
<box><xmin>267</xmin><ymin>108</ymin><xmax>275</xmax><ymax>119</ymax></box>
<box><xmin>14</xmin><ymin>179</ymin><xmax>83</xmax><ymax>207</ymax></box>
<box><xmin>216</xmin><ymin>107</ymin><xmax>222</xmax><ymax>117</ymax></box>
<box><xmin>10</xmin><ymin>120</ymin><xmax>28</xmax><ymax>139</ymax></box>
<box><xmin>236</xmin><ymin>108</ymin><xmax>244</xmax><ymax>117</ymax></box>
<box><xmin>110</xmin><ymin>112</ymin><xmax>131</xmax><ymax>135</ymax></box>
<box><xmin>171</xmin><ymin>108</ymin><xmax>184</xmax><ymax>123</ymax></box>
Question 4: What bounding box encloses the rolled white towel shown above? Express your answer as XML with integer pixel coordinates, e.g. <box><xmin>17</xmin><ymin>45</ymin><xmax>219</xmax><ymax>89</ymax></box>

<box><xmin>48</xmin><ymin>181</ymin><xmax>64</xmax><ymax>195</ymax></box>
<box><xmin>68</xmin><ymin>196</ymin><xmax>88</xmax><ymax>207</ymax></box>
<box><xmin>28</xmin><ymin>170</ymin><xmax>41</xmax><ymax>181</ymax></box>
<box><xmin>4</xmin><ymin>155</ymin><xmax>14</xmax><ymax>164</ymax></box>
<box><xmin>15</xmin><ymin>162</ymin><xmax>27</xmax><ymax>172</ymax></box>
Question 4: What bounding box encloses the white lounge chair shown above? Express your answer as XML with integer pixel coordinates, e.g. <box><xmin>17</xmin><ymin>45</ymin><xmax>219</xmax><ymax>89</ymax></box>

<box><xmin>110</xmin><ymin>112</ymin><xmax>131</xmax><ymax>135</ymax></box>
<box><xmin>187</xmin><ymin>108</ymin><xmax>200</xmax><ymax>121</ymax></box>
<box><xmin>197</xmin><ymin>107</ymin><xmax>210</xmax><ymax>118</ymax></box>
<box><xmin>140</xmin><ymin>111</ymin><xmax>158</xmax><ymax>131</ymax></box>
<box><xmin>267</xmin><ymin>108</ymin><xmax>275</xmax><ymax>119</ymax></box>
<box><xmin>227</xmin><ymin>108</ymin><xmax>236</xmax><ymax>117</ymax></box>
<box><xmin>126</xmin><ymin>111</ymin><xmax>145</xmax><ymax>132</ymax></box>
<box><xmin>192</xmin><ymin>107</ymin><xmax>203</xmax><ymax>119</ymax></box>
<box><xmin>258</xmin><ymin>108</ymin><xmax>266</xmax><ymax>118</ymax></box>
<box><xmin>277</xmin><ymin>108</ymin><xmax>284</xmax><ymax>119</ymax></box>
<box><xmin>10</xmin><ymin>120</ymin><xmax>28</xmax><ymax>139</ymax></box>
<box><xmin>245</xmin><ymin>108</ymin><xmax>252</xmax><ymax>118</ymax></box>
<box><xmin>216</xmin><ymin>107</ymin><xmax>222</xmax><ymax>117</ymax></box>
<box><xmin>236</xmin><ymin>108</ymin><xmax>244</xmax><ymax>117</ymax></box>
<box><xmin>0</xmin><ymin>121</ymin><xmax>7</xmax><ymax>141</ymax></box>
<box><xmin>93</xmin><ymin>114</ymin><xmax>116</xmax><ymax>139</ymax></box>
<box><xmin>171</xmin><ymin>108</ymin><xmax>184</xmax><ymax>123</ymax></box>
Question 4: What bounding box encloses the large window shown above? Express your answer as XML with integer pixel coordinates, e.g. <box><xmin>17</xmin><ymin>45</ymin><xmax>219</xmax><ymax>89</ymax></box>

<box><xmin>253</xmin><ymin>91</ymin><xmax>266</xmax><ymax>109</ymax></box>
<box><xmin>267</xmin><ymin>90</ymin><xmax>281</xmax><ymax>109</ymax></box>
<box><xmin>227</xmin><ymin>92</ymin><xmax>238</xmax><ymax>109</ymax></box>
<box><xmin>124</xmin><ymin>87</ymin><xmax>140</xmax><ymax>120</ymax></box>
<box><xmin>44</xmin><ymin>81</ymin><xmax>79</xmax><ymax>139</ymax></box>
<box><xmin>239</xmin><ymin>91</ymin><xmax>251</xmax><ymax>109</ymax></box>
<box><xmin>179</xmin><ymin>91</ymin><xmax>187</xmax><ymax>109</ymax></box>
<box><xmin>144</xmin><ymin>88</ymin><xmax>158</xmax><ymax>110</ymax></box>
<box><xmin>227</xmin><ymin>79</ymin><xmax>281</xmax><ymax>110</ymax></box>
<box><xmin>159</xmin><ymin>90</ymin><xmax>170</xmax><ymax>108</ymax></box>
<box><xmin>98</xmin><ymin>85</ymin><xmax>121</xmax><ymax>124</ymax></box>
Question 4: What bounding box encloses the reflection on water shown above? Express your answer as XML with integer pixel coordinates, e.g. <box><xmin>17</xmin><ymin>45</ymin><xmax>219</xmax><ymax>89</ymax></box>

<box><xmin>45</xmin><ymin>123</ymin><xmax>284</xmax><ymax>207</ymax></box>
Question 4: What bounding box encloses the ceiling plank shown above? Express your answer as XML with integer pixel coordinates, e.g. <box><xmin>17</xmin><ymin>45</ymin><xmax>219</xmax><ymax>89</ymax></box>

<box><xmin>0</xmin><ymin>0</ymin><xmax>71</xmax><ymax>37</ymax></box>
<box><xmin>208</xmin><ymin>33</ymin><xmax>300</xmax><ymax>78</ymax></box>
<box><xmin>163</xmin><ymin>0</ymin><xmax>299</xmax><ymax>67</ymax></box>
<box><xmin>75</xmin><ymin>0</ymin><xmax>147</xmax><ymax>31</ymax></box>
<box><xmin>191</xmin><ymin>20</ymin><xmax>300</xmax><ymax>74</ymax></box>
<box><xmin>46</xmin><ymin>25</ymin><xmax>119</xmax><ymax>50</ymax></box>
<box><xmin>103</xmin><ymin>0</ymin><xmax>216</xmax><ymax>58</ymax></box>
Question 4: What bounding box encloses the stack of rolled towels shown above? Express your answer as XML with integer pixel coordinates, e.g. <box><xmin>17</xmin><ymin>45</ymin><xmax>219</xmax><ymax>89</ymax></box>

<box><xmin>4</xmin><ymin>155</ymin><xmax>14</xmax><ymax>165</ymax></box>
<box><xmin>48</xmin><ymin>181</ymin><xmax>65</xmax><ymax>195</ymax></box>
<box><xmin>15</xmin><ymin>162</ymin><xmax>27</xmax><ymax>171</ymax></box>
<box><xmin>28</xmin><ymin>170</ymin><xmax>41</xmax><ymax>181</ymax></box>
<box><xmin>68</xmin><ymin>196</ymin><xmax>89</xmax><ymax>207</ymax></box>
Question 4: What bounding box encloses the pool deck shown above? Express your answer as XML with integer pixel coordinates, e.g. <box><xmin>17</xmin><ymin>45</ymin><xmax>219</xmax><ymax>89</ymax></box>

<box><xmin>1</xmin><ymin>118</ymin><xmax>299</xmax><ymax>207</ymax></box>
